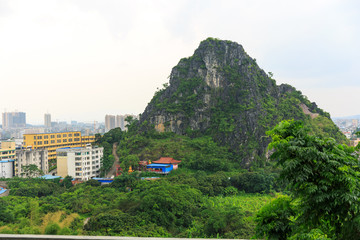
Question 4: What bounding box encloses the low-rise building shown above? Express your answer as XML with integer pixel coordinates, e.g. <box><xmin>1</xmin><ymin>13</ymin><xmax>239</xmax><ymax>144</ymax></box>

<box><xmin>56</xmin><ymin>145</ymin><xmax>103</xmax><ymax>181</ymax></box>
<box><xmin>145</xmin><ymin>157</ymin><xmax>181</xmax><ymax>174</ymax></box>
<box><xmin>0</xmin><ymin>141</ymin><xmax>16</xmax><ymax>176</ymax></box>
<box><xmin>0</xmin><ymin>141</ymin><xmax>16</xmax><ymax>161</ymax></box>
<box><xmin>0</xmin><ymin>159</ymin><xmax>15</xmax><ymax>178</ymax></box>
<box><xmin>146</xmin><ymin>163</ymin><xmax>173</xmax><ymax>174</ymax></box>
<box><xmin>152</xmin><ymin>157</ymin><xmax>181</xmax><ymax>170</ymax></box>
<box><xmin>16</xmin><ymin>148</ymin><xmax>48</xmax><ymax>177</ymax></box>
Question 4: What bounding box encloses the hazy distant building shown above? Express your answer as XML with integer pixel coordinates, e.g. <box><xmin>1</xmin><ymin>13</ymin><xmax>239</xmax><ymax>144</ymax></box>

<box><xmin>352</xmin><ymin>119</ymin><xmax>358</xmax><ymax>128</ymax></box>
<box><xmin>105</xmin><ymin>115</ymin><xmax>116</xmax><ymax>132</ymax></box>
<box><xmin>24</xmin><ymin>128</ymin><xmax>46</xmax><ymax>134</ymax></box>
<box><xmin>16</xmin><ymin>148</ymin><xmax>48</xmax><ymax>177</ymax></box>
<box><xmin>2</xmin><ymin>112</ymin><xmax>26</xmax><ymax>129</ymax></box>
<box><xmin>115</xmin><ymin>114</ymin><xmax>138</xmax><ymax>131</ymax></box>
<box><xmin>44</xmin><ymin>114</ymin><xmax>51</xmax><ymax>128</ymax></box>
<box><xmin>116</xmin><ymin>115</ymin><xmax>125</xmax><ymax>130</ymax></box>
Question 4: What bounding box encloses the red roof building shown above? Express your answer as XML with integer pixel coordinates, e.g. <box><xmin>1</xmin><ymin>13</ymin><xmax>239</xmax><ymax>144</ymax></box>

<box><xmin>152</xmin><ymin>157</ymin><xmax>181</xmax><ymax>170</ymax></box>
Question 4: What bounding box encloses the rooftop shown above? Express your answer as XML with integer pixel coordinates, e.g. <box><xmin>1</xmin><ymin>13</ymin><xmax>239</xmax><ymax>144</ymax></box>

<box><xmin>38</xmin><ymin>175</ymin><xmax>62</xmax><ymax>180</ymax></box>
<box><xmin>23</xmin><ymin>131</ymin><xmax>81</xmax><ymax>136</ymax></box>
<box><xmin>147</xmin><ymin>164</ymin><xmax>172</xmax><ymax>168</ymax></box>
<box><xmin>0</xmin><ymin>159</ymin><xmax>15</xmax><ymax>163</ymax></box>
<box><xmin>153</xmin><ymin>157</ymin><xmax>181</xmax><ymax>164</ymax></box>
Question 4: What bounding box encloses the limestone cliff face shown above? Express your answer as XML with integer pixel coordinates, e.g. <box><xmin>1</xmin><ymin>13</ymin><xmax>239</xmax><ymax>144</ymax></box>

<box><xmin>140</xmin><ymin>38</ymin><xmax>344</xmax><ymax>165</ymax></box>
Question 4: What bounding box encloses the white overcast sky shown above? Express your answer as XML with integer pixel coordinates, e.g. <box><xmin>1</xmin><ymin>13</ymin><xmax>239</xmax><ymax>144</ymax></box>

<box><xmin>0</xmin><ymin>0</ymin><xmax>359</xmax><ymax>124</ymax></box>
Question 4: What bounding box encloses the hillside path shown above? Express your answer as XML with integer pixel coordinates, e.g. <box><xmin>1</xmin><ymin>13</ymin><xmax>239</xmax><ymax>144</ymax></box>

<box><xmin>105</xmin><ymin>143</ymin><xmax>120</xmax><ymax>178</ymax></box>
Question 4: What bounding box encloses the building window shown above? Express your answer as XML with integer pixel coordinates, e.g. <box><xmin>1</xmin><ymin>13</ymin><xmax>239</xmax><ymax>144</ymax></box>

<box><xmin>63</xmin><ymin>134</ymin><xmax>67</xmax><ymax>137</ymax></box>
<box><xmin>38</xmin><ymin>141</ymin><xmax>42</xmax><ymax>145</ymax></box>
<box><xmin>44</xmin><ymin>141</ymin><xmax>48</xmax><ymax>144</ymax></box>
<box><xmin>63</xmin><ymin>139</ymin><xmax>67</xmax><ymax>143</ymax></box>
<box><xmin>51</xmin><ymin>140</ymin><xmax>55</xmax><ymax>144</ymax></box>
<box><xmin>34</xmin><ymin>136</ymin><xmax>36</xmax><ymax>140</ymax></box>
<box><xmin>51</xmin><ymin>135</ymin><xmax>55</xmax><ymax>138</ymax></box>
<box><xmin>44</xmin><ymin>136</ymin><xmax>48</xmax><ymax>139</ymax></box>
<box><xmin>57</xmin><ymin>152</ymin><xmax>67</xmax><ymax>156</ymax></box>
<box><xmin>69</xmin><ymin>134</ymin><xmax>72</xmax><ymax>137</ymax></box>
<box><xmin>57</xmin><ymin>140</ymin><xmax>61</xmax><ymax>143</ymax></box>
<box><xmin>74</xmin><ymin>138</ymin><xmax>80</xmax><ymax>141</ymax></box>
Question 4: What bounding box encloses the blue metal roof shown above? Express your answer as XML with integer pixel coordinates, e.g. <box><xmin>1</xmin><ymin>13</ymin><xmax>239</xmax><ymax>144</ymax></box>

<box><xmin>39</xmin><ymin>175</ymin><xmax>62</xmax><ymax>180</ymax></box>
<box><xmin>147</xmin><ymin>164</ymin><xmax>171</xmax><ymax>167</ymax></box>
<box><xmin>57</xmin><ymin>147</ymin><xmax>82</xmax><ymax>150</ymax></box>
<box><xmin>0</xmin><ymin>159</ymin><xmax>15</xmax><ymax>163</ymax></box>
<box><xmin>92</xmin><ymin>177</ymin><xmax>114</xmax><ymax>183</ymax></box>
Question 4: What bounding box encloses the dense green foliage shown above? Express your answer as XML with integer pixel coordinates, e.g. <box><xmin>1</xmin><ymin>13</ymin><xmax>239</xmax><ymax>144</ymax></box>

<box><xmin>95</xmin><ymin>127</ymin><xmax>124</xmax><ymax>175</ymax></box>
<box><xmin>255</xmin><ymin>195</ymin><xmax>295</xmax><ymax>240</ymax></box>
<box><xmin>0</xmin><ymin>118</ymin><xmax>349</xmax><ymax>238</ymax></box>
<box><xmin>256</xmin><ymin>120</ymin><xmax>360</xmax><ymax>239</ymax></box>
<box><xmin>0</xmin><ymin>176</ymin><xmax>273</xmax><ymax>238</ymax></box>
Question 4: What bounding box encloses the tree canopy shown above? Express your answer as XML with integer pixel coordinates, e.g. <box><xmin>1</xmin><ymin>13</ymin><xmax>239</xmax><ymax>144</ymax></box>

<box><xmin>257</xmin><ymin>120</ymin><xmax>360</xmax><ymax>238</ymax></box>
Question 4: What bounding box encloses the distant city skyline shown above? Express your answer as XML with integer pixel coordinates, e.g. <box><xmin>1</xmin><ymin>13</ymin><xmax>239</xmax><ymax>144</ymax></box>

<box><xmin>1</xmin><ymin>0</ymin><xmax>359</xmax><ymax>123</ymax></box>
<box><xmin>0</xmin><ymin>110</ymin><xmax>139</xmax><ymax>125</ymax></box>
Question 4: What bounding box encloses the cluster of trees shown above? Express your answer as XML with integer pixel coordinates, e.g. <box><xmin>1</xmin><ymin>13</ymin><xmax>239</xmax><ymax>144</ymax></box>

<box><xmin>256</xmin><ymin>120</ymin><xmax>360</xmax><ymax>239</ymax></box>
<box><xmin>1</xmin><ymin>117</ymin><xmax>354</xmax><ymax>239</ymax></box>
<box><xmin>0</xmin><ymin>174</ymin><xmax>273</xmax><ymax>238</ymax></box>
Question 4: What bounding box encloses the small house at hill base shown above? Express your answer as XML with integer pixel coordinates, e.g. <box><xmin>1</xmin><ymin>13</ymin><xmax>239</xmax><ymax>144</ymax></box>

<box><xmin>152</xmin><ymin>157</ymin><xmax>181</xmax><ymax>170</ymax></box>
<box><xmin>146</xmin><ymin>163</ymin><xmax>173</xmax><ymax>174</ymax></box>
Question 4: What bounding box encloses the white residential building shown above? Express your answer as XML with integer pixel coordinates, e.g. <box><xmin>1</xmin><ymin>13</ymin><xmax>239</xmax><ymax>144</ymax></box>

<box><xmin>56</xmin><ymin>145</ymin><xmax>103</xmax><ymax>181</ymax></box>
<box><xmin>16</xmin><ymin>148</ymin><xmax>48</xmax><ymax>177</ymax></box>
<box><xmin>0</xmin><ymin>159</ymin><xmax>15</xmax><ymax>178</ymax></box>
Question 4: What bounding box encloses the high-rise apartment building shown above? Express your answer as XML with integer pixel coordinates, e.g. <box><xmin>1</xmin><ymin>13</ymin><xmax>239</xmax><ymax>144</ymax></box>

<box><xmin>105</xmin><ymin>115</ymin><xmax>116</xmax><ymax>132</ymax></box>
<box><xmin>2</xmin><ymin>112</ymin><xmax>26</xmax><ymax>129</ymax></box>
<box><xmin>106</xmin><ymin>114</ymin><xmax>138</xmax><ymax>132</ymax></box>
<box><xmin>23</xmin><ymin>132</ymin><xmax>95</xmax><ymax>162</ymax></box>
<box><xmin>115</xmin><ymin>115</ymin><xmax>123</xmax><ymax>129</ymax></box>
<box><xmin>44</xmin><ymin>114</ymin><xmax>51</xmax><ymax>128</ymax></box>
<box><xmin>57</xmin><ymin>145</ymin><xmax>103</xmax><ymax>181</ymax></box>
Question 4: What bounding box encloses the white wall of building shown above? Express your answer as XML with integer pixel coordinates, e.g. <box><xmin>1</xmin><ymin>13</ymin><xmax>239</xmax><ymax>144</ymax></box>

<box><xmin>57</xmin><ymin>146</ymin><xmax>103</xmax><ymax>181</ymax></box>
<box><xmin>0</xmin><ymin>160</ymin><xmax>14</xmax><ymax>178</ymax></box>
<box><xmin>16</xmin><ymin>149</ymin><xmax>48</xmax><ymax>177</ymax></box>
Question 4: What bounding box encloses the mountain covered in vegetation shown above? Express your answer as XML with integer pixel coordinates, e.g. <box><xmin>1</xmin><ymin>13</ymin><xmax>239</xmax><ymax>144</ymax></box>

<box><xmin>140</xmin><ymin>38</ymin><xmax>345</xmax><ymax>165</ymax></box>
<box><xmin>0</xmin><ymin>39</ymin><xmax>353</xmax><ymax>239</ymax></box>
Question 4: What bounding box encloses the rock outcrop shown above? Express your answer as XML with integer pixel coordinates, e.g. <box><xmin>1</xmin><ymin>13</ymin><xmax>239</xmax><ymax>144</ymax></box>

<box><xmin>140</xmin><ymin>38</ymin><xmax>345</xmax><ymax>165</ymax></box>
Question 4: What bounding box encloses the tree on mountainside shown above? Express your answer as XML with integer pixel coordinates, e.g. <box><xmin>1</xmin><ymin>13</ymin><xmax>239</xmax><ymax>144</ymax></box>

<box><xmin>259</xmin><ymin>120</ymin><xmax>360</xmax><ymax>238</ymax></box>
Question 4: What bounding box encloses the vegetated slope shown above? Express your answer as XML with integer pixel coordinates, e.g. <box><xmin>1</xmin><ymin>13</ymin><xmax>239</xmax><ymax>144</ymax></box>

<box><xmin>140</xmin><ymin>38</ymin><xmax>346</xmax><ymax>166</ymax></box>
